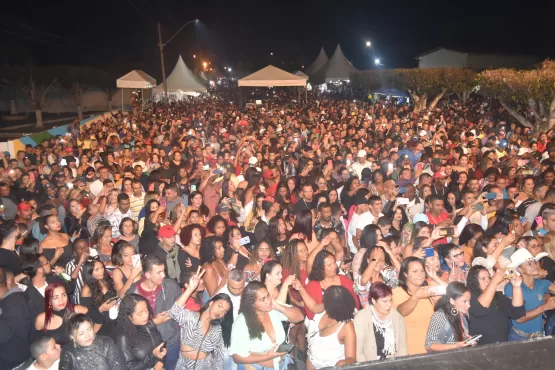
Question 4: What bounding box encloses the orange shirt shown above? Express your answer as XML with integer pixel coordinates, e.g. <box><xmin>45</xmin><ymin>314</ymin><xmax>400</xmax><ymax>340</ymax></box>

<box><xmin>392</xmin><ymin>286</ymin><xmax>435</xmax><ymax>355</ymax></box>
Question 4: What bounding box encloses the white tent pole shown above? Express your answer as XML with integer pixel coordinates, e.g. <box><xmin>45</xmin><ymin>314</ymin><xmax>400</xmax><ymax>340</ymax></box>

<box><xmin>121</xmin><ymin>89</ymin><xmax>123</xmax><ymax>112</ymax></box>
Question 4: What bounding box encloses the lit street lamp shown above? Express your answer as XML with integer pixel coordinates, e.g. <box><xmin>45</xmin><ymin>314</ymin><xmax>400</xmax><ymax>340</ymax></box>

<box><xmin>375</xmin><ymin>58</ymin><xmax>381</xmax><ymax>65</ymax></box>
<box><xmin>366</xmin><ymin>41</ymin><xmax>371</xmax><ymax>47</ymax></box>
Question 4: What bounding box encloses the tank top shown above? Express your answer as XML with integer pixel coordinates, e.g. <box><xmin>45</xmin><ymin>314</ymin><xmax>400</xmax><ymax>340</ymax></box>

<box><xmin>115</xmin><ymin>267</ymin><xmax>128</xmax><ymax>286</ymax></box>
<box><xmin>42</xmin><ymin>244</ymin><xmax>73</xmax><ymax>267</ymax></box>
<box><xmin>307</xmin><ymin>312</ymin><xmax>346</xmax><ymax>369</ymax></box>
<box><xmin>47</xmin><ymin>309</ymin><xmax>71</xmax><ymax>345</ymax></box>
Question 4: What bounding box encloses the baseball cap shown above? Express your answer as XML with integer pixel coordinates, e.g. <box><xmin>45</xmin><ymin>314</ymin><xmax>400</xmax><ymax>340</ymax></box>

<box><xmin>413</xmin><ymin>213</ymin><xmax>429</xmax><ymax>224</ymax></box>
<box><xmin>216</xmin><ymin>204</ymin><xmax>231</xmax><ymax>213</ymax></box>
<box><xmin>17</xmin><ymin>201</ymin><xmax>32</xmax><ymax>211</ymax></box>
<box><xmin>433</xmin><ymin>171</ymin><xmax>448</xmax><ymax>179</ymax></box>
<box><xmin>158</xmin><ymin>225</ymin><xmax>177</xmax><ymax>238</ymax></box>
<box><xmin>248</xmin><ymin>156</ymin><xmax>258</xmax><ymax>165</ymax></box>
<box><xmin>357</xmin><ymin>150</ymin><xmax>367</xmax><ymax>158</ymax></box>
<box><xmin>262</xmin><ymin>169</ymin><xmax>275</xmax><ymax>179</ymax></box>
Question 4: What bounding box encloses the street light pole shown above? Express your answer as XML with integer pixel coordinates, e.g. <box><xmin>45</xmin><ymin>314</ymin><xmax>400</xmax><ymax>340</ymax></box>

<box><xmin>157</xmin><ymin>22</ymin><xmax>168</xmax><ymax>99</ymax></box>
<box><xmin>157</xmin><ymin>19</ymin><xmax>199</xmax><ymax>99</ymax></box>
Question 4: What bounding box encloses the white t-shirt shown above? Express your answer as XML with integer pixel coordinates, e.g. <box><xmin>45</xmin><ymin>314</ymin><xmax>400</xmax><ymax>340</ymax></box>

<box><xmin>348</xmin><ymin>211</ymin><xmax>375</xmax><ymax>254</ymax></box>
<box><xmin>27</xmin><ymin>359</ymin><xmax>59</xmax><ymax>370</ymax></box>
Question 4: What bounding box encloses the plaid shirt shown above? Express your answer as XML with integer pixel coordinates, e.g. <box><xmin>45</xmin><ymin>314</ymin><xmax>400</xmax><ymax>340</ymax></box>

<box><xmin>314</xmin><ymin>218</ymin><xmax>346</xmax><ymax>241</ymax></box>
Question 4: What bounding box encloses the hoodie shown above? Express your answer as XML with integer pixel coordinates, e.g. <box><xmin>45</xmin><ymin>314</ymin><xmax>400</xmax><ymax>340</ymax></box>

<box><xmin>127</xmin><ymin>278</ymin><xmax>181</xmax><ymax>346</ymax></box>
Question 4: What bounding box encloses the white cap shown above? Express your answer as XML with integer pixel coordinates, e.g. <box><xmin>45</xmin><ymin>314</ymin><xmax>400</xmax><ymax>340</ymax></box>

<box><xmin>357</xmin><ymin>150</ymin><xmax>367</xmax><ymax>158</ymax></box>
<box><xmin>518</xmin><ymin>148</ymin><xmax>529</xmax><ymax>156</ymax></box>
<box><xmin>248</xmin><ymin>156</ymin><xmax>258</xmax><ymax>165</ymax></box>
<box><xmin>419</xmin><ymin>130</ymin><xmax>427</xmax><ymax>137</ymax></box>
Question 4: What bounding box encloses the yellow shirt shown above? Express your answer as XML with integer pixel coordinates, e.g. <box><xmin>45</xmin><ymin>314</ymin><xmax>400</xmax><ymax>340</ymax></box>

<box><xmin>392</xmin><ymin>286</ymin><xmax>435</xmax><ymax>355</ymax></box>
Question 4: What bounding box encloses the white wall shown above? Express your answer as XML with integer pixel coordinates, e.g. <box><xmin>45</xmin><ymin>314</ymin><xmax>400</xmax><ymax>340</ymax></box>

<box><xmin>418</xmin><ymin>49</ymin><xmax>467</xmax><ymax>68</ymax></box>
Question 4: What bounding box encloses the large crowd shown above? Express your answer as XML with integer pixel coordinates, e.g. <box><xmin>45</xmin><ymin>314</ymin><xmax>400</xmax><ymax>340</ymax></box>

<box><xmin>1</xmin><ymin>88</ymin><xmax>555</xmax><ymax>370</ymax></box>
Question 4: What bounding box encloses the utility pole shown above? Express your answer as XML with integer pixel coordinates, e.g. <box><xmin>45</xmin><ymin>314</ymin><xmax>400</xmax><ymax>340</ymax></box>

<box><xmin>157</xmin><ymin>22</ymin><xmax>168</xmax><ymax>99</ymax></box>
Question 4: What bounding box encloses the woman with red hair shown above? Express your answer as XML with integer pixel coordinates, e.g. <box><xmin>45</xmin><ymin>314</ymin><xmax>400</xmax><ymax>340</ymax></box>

<box><xmin>353</xmin><ymin>282</ymin><xmax>408</xmax><ymax>362</ymax></box>
<box><xmin>34</xmin><ymin>283</ymin><xmax>88</xmax><ymax>345</ymax></box>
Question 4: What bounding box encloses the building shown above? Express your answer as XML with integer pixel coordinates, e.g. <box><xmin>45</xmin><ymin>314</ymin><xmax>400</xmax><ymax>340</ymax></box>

<box><xmin>417</xmin><ymin>48</ymin><xmax>538</xmax><ymax>70</ymax></box>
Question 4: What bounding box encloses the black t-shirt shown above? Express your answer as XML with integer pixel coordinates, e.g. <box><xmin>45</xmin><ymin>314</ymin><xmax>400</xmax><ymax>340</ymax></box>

<box><xmin>0</xmin><ymin>248</ymin><xmax>23</xmax><ymax>275</ymax></box>
<box><xmin>159</xmin><ymin>166</ymin><xmax>175</xmax><ymax>182</ymax></box>
<box><xmin>468</xmin><ymin>292</ymin><xmax>526</xmax><ymax>345</ymax></box>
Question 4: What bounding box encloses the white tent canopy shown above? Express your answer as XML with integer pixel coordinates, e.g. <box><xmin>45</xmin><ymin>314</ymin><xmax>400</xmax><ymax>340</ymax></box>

<box><xmin>305</xmin><ymin>47</ymin><xmax>329</xmax><ymax>76</ymax></box>
<box><xmin>238</xmin><ymin>65</ymin><xmax>306</xmax><ymax>87</ymax></box>
<box><xmin>153</xmin><ymin>55</ymin><xmax>207</xmax><ymax>95</ymax></box>
<box><xmin>293</xmin><ymin>70</ymin><xmax>309</xmax><ymax>80</ymax></box>
<box><xmin>310</xmin><ymin>44</ymin><xmax>358</xmax><ymax>84</ymax></box>
<box><xmin>116</xmin><ymin>70</ymin><xmax>156</xmax><ymax>89</ymax></box>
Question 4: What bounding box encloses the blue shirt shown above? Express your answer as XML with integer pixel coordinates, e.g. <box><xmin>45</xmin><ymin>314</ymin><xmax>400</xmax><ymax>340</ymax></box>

<box><xmin>505</xmin><ymin>278</ymin><xmax>551</xmax><ymax>334</ymax></box>
<box><xmin>397</xmin><ymin>149</ymin><xmax>422</xmax><ymax>166</ymax></box>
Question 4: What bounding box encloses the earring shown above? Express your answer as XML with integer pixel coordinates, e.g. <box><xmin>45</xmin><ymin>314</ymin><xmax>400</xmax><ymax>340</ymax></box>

<box><xmin>450</xmin><ymin>307</ymin><xmax>459</xmax><ymax>316</ymax></box>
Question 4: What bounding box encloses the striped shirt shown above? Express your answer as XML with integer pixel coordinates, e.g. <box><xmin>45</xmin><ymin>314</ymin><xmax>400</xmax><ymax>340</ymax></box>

<box><xmin>65</xmin><ymin>259</ymin><xmax>84</xmax><ymax>304</ymax></box>
<box><xmin>129</xmin><ymin>193</ymin><xmax>145</xmax><ymax>221</ymax></box>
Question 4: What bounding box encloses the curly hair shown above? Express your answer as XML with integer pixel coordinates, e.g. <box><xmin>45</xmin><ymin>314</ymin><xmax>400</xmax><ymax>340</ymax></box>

<box><xmin>239</xmin><ymin>281</ymin><xmax>267</xmax><ymax>340</ymax></box>
<box><xmin>83</xmin><ymin>259</ymin><xmax>116</xmax><ymax>307</ymax></box>
<box><xmin>200</xmin><ymin>236</ymin><xmax>224</xmax><ymax>264</ymax></box>
<box><xmin>323</xmin><ymin>286</ymin><xmax>355</xmax><ymax>322</ymax></box>
<box><xmin>206</xmin><ymin>215</ymin><xmax>227</xmax><ymax>236</ymax></box>
<box><xmin>115</xmin><ymin>294</ymin><xmax>154</xmax><ymax>348</ymax></box>
<box><xmin>308</xmin><ymin>250</ymin><xmax>335</xmax><ymax>281</ymax></box>
<box><xmin>281</xmin><ymin>239</ymin><xmax>304</xmax><ymax>278</ymax></box>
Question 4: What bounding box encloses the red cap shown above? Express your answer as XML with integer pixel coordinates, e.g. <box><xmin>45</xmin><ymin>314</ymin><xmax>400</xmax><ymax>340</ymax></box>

<box><xmin>17</xmin><ymin>201</ymin><xmax>32</xmax><ymax>211</ymax></box>
<box><xmin>158</xmin><ymin>225</ymin><xmax>176</xmax><ymax>238</ymax></box>
<box><xmin>263</xmin><ymin>169</ymin><xmax>275</xmax><ymax>179</ymax></box>
<box><xmin>65</xmin><ymin>147</ymin><xmax>73</xmax><ymax>153</ymax></box>
<box><xmin>433</xmin><ymin>171</ymin><xmax>448</xmax><ymax>179</ymax></box>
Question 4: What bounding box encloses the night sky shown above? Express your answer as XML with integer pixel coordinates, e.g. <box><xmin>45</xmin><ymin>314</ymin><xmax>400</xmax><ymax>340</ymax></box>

<box><xmin>1</xmin><ymin>0</ymin><xmax>554</xmax><ymax>80</ymax></box>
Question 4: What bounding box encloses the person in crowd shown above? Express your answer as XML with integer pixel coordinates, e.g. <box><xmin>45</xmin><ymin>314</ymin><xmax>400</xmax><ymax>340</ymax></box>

<box><xmin>108</xmin><ymin>193</ymin><xmax>133</xmax><ymax>239</ymax></box>
<box><xmin>230</xmin><ymin>281</ymin><xmax>304</xmax><ymax>370</ymax></box>
<box><xmin>0</xmin><ymin>267</ymin><xmax>34</xmax><ymax>369</ymax></box>
<box><xmin>169</xmin><ymin>267</ymin><xmax>234</xmax><ymax>370</ymax></box>
<box><xmin>126</xmin><ymin>255</ymin><xmax>181</xmax><ymax>370</ymax></box>
<box><xmin>425</xmin><ymin>282</ymin><xmax>473</xmax><ymax>351</ymax></box>
<box><xmin>504</xmin><ymin>248</ymin><xmax>555</xmax><ymax>340</ymax></box>
<box><xmin>59</xmin><ymin>313</ymin><xmax>123</xmax><ymax>370</ymax></box>
<box><xmin>354</xmin><ymin>282</ymin><xmax>408</xmax><ymax>362</ymax></box>
<box><xmin>111</xmin><ymin>240</ymin><xmax>143</xmax><ymax>298</ymax></box>
<box><xmin>392</xmin><ymin>257</ymin><xmax>439</xmax><ymax>355</ymax></box>
<box><xmin>40</xmin><ymin>215</ymin><xmax>74</xmax><ymax>269</ymax></box>
<box><xmin>305</xmin><ymin>285</ymin><xmax>356</xmax><ymax>369</ymax></box>
<box><xmin>295</xmin><ymin>250</ymin><xmax>360</xmax><ymax>320</ymax></box>
<box><xmin>91</xmin><ymin>223</ymin><xmax>115</xmax><ymax>268</ymax></box>
<box><xmin>201</xmin><ymin>235</ymin><xmax>238</xmax><ymax>297</ymax></box>
<box><xmin>149</xmin><ymin>224</ymin><xmax>181</xmax><ymax>281</ymax></box>
<box><xmin>117</xmin><ymin>217</ymin><xmax>140</xmax><ymax>252</ymax></box>
<box><xmin>79</xmin><ymin>258</ymin><xmax>119</xmax><ymax>337</ymax></box>
<box><xmin>35</xmin><ymin>283</ymin><xmax>88</xmax><ymax>345</ymax></box>
<box><xmin>28</xmin><ymin>336</ymin><xmax>61</xmax><ymax>370</ymax></box>
<box><xmin>64</xmin><ymin>237</ymin><xmax>90</xmax><ymax>304</ymax></box>
<box><xmin>467</xmin><ymin>265</ymin><xmax>525</xmax><ymax>344</ymax></box>
<box><xmin>243</xmin><ymin>241</ymin><xmax>275</xmax><ymax>282</ymax></box>
<box><xmin>261</xmin><ymin>260</ymin><xmax>294</xmax><ymax>302</ymax></box>
<box><xmin>179</xmin><ymin>223</ymin><xmax>204</xmax><ymax>274</ymax></box>
<box><xmin>114</xmin><ymin>294</ymin><xmax>167</xmax><ymax>370</ymax></box>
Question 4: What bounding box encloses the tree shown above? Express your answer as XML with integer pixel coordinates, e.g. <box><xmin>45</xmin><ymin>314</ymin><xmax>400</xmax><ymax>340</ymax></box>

<box><xmin>354</xmin><ymin>68</ymin><xmax>476</xmax><ymax>112</ymax></box>
<box><xmin>477</xmin><ymin>60</ymin><xmax>555</xmax><ymax>131</ymax></box>
<box><xmin>20</xmin><ymin>68</ymin><xmax>60</xmax><ymax>128</ymax></box>
<box><xmin>72</xmin><ymin>81</ymin><xmax>85</xmax><ymax>120</ymax></box>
